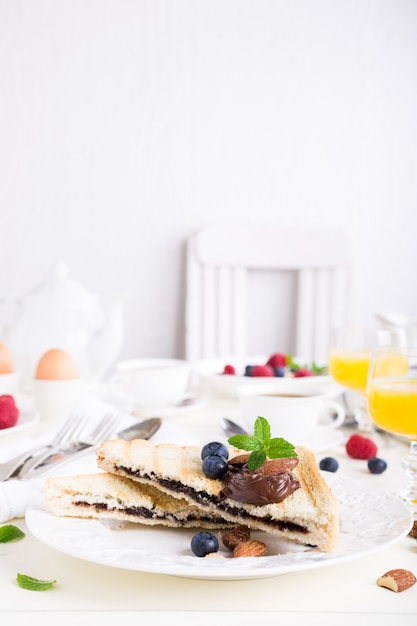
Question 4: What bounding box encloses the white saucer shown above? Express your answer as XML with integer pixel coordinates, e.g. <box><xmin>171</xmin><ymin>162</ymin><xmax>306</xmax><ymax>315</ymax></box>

<box><xmin>0</xmin><ymin>410</ymin><xmax>39</xmax><ymax>438</ymax></box>
<box><xmin>296</xmin><ymin>428</ymin><xmax>346</xmax><ymax>453</ymax></box>
<box><xmin>130</xmin><ymin>394</ymin><xmax>209</xmax><ymax>419</ymax></box>
<box><xmin>222</xmin><ymin>417</ymin><xmax>346</xmax><ymax>453</ymax></box>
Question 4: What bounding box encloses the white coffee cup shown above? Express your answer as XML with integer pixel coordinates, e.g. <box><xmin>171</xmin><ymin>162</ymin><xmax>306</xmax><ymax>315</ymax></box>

<box><xmin>109</xmin><ymin>358</ymin><xmax>191</xmax><ymax>408</ymax></box>
<box><xmin>238</xmin><ymin>383</ymin><xmax>345</xmax><ymax>443</ymax></box>
<box><xmin>0</xmin><ymin>372</ymin><xmax>19</xmax><ymax>396</ymax></box>
<box><xmin>32</xmin><ymin>378</ymin><xmax>84</xmax><ymax>423</ymax></box>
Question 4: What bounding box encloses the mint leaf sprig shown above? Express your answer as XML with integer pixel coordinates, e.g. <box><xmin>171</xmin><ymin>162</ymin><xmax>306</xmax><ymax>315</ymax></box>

<box><xmin>0</xmin><ymin>524</ymin><xmax>25</xmax><ymax>543</ymax></box>
<box><xmin>285</xmin><ymin>354</ymin><xmax>300</xmax><ymax>371</ymax></box>
<box><xmin>16</xmin><ymin>573</ymin><xmax>56</xmax><ymax>591</ymax></box>
<box><xmin>227</xmin><ymin>416</ymin><xmax>297</xmax><ymax>471</ymax></box>
<box><xmin>311</xmin><ymin>361</ymin><xmax>328</xmax><ymax>375</ymax></box>
<box><xmin>286</xmin><ymin>354</ymin><xmax>327</xmax><ymax>375</ymax></box>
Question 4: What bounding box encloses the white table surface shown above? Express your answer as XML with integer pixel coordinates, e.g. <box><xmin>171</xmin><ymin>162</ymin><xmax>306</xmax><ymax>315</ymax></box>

<box><xmin>1</xmin><ymin>392</ymin><xmax>416</xmax><ymax>625</ymax></box>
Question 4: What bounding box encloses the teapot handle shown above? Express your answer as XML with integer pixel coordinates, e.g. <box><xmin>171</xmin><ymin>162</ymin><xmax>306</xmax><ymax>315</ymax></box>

<box><xmin>108</xmin><ymin>373</ymin><xmax>133</xmax><ymax>405</ymax></box>
<box><xmin>0</xmin><ymin>296</ymin><xmax>19</xmax><ymax>337</ymax></box>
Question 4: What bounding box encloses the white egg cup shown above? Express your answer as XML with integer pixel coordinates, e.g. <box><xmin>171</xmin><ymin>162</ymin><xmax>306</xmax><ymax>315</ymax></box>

<box><xmin>32</xmin><ymin>378</ymin><xmax>84</xmax><ymax>423</ymax></box>
<box><xmin>0</xmin><ymin>372</ymin><xmax>19</xmax><ymax>396</ymax></box>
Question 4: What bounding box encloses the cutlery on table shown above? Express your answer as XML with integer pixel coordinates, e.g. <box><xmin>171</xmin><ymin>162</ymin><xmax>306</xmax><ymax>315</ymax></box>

<box><xmin>0</xmin><ymin>411</ymin><xmax>96</xmax><ymax>482</ymax></box>
<box><xmin>3</xmin><ymin>416</ymin><xmax>162</xmax><ymax>481</ymax></box>
<box><xmin>17</xmin><ymin>411</ymin><xmax>123</xmax><ymax>478</ymax></box>
<box><xmin>219</xmin><ymin>416</ymin><xmax>248</xmax><ymax>438</ymax></box>
<box><xmin>130</xmin><ymin>393</ymin><xmax>198</xmax><ymax>418</ymax></box>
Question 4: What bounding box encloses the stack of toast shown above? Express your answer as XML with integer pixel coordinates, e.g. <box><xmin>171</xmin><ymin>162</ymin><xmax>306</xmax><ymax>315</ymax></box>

<box><xmin>44</xmin><ymin>438</ymin><xmax>340</xmax><ymax>552</ymax></box>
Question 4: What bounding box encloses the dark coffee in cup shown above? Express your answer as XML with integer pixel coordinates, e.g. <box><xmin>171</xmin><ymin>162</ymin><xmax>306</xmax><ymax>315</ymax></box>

<box><xmin>259</xmin><ymin>392</ymin><xmax>318</xmax><ymax>399</ymax></box>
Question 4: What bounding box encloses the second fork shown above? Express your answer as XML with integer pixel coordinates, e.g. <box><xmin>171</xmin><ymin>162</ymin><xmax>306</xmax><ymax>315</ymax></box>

<box><xmin>15</xmin><ymin>411</ymin><xmax>123</xmax><ymax>479</ymax></box>
<box><xmin>2</xmin><ymin>411</ymin><xmax>123</xmax><ymax>481</ymax></box>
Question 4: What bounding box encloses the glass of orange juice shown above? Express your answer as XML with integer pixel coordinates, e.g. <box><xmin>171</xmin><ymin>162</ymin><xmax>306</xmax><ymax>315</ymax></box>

<box><xmin>367</xmin><ymin>346</ymin><xmax>417</xmax><ymax>511</ymax></box>
<box><xmin>328</xmin><ymin>326</ymin><xmax>396</xmax><ymax>432</ymax></box>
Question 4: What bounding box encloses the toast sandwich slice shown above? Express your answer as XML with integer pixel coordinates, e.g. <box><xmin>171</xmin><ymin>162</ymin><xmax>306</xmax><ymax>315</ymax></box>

<box><xmin>97</xmin><ymin>439</ymin><xmax>340</xmax><ymax>551</ymax></box>
<box><xmin>44</xmin><ymin>471</ymin><xmax>233</xmax><ymax>529</ymax></box>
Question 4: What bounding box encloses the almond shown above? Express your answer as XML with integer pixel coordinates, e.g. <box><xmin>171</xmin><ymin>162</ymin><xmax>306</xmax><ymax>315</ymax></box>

<box><xmin>222</xmin><ymin>526</ymin><xmax>251</xmax><ymax>550</ymax></box>
<box><xmin>257</xmin><ymin>457</ymin><xmax>299</xmax><ymax>476</ymax></box>
<box><xmin>229</xmin><ymin>453</ymin><xmax>250</xmax><ymax>467</ymax></box>
<box><xmin>408</xmin><ymin>520</ymin><xmax>417</xmax><ymax>539</ymax></box>
<box><xmin>232</xmin><ymin>540</ymin><xmax>267</xmax><ymax>558</ymax></box>
<box><xmin>377</xmin><ymin>569</ymin><xmax>416</xmax><ymax>592</ymax></box>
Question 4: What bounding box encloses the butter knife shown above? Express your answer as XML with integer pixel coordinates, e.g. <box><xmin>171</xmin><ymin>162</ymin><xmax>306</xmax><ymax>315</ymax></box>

<box><xmin>15</xmin><ymin>417</ymin><xmax>162</xmax><ymax>480</ymax></box>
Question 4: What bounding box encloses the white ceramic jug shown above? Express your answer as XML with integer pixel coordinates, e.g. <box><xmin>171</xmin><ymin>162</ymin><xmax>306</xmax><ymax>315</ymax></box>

<box><xmin>0</xmin><ymin>260</ymin><xmax>129</xmax><ymax>389</ymax></box>
<box><xmin>375</xmin><ymin>311</ymin><xmax>417</xmax><ymax>347</ymax></box>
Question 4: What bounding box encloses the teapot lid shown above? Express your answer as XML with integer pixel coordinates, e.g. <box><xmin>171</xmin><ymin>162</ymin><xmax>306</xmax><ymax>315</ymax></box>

<box><xmin>28</xmin><ymin>260</ymin><xmax>96</xmax><ymax>300</ymax></box>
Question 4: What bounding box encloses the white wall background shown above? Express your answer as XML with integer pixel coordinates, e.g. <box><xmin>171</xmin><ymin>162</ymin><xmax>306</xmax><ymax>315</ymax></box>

<box><xmin>0</xmin><ymin>0</ymin><xmax>416</xmax><ymax>375</ymax></box>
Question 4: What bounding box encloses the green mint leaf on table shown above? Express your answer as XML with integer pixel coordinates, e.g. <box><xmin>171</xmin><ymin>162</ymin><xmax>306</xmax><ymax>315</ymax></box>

<box><xmin>16</xmin><ymin>573</ymin><xmax>56</xmax><ymax>591</ymax></box>
<box><xmin>228</xmin><ymin>416</ymin><xmax>297</xmax><ymax>471</ymax></box>
<box><xmin>0</xmin><ymin>524</ymin><xmax>25</xmax><ymax>543</ymax></box>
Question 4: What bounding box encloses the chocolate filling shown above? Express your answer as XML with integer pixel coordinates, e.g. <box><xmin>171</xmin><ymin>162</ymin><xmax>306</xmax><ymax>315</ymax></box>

<box><xmin>116</xmin><ymin>465</ymin><xmax>309</xmax><ymax>536</ymax></box>
<box><xmin>74</xmin><ymin>501</ymin><xmax>216</xmax><ymax>524</ymax></box>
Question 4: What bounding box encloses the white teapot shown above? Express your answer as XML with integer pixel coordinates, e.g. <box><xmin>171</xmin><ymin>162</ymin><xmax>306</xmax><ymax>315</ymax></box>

<box><xmin>0</xmin><ymin>260</ymin><xmax>129</xmax><ymax>389</ymax></box>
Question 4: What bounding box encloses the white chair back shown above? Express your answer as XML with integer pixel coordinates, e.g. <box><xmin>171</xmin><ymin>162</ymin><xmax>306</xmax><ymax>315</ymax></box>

<box><xmin>185</xmin><ymin>222</ymin><xmax>355</xmax><ymax>365</ymax></box>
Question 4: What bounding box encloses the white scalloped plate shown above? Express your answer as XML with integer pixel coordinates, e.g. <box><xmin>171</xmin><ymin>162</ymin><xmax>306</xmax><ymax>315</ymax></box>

<box><xmin>25</xmin><ymin>471</ymin><xmax>413</xmax><ymax>580</ymax></box>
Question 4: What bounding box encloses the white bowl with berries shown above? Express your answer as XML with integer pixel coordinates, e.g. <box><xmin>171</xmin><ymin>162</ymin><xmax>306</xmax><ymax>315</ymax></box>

<box><xmin>193</xmin><ymin>353</ymin><xmax>342</xmax><ymax>400</ymax></box>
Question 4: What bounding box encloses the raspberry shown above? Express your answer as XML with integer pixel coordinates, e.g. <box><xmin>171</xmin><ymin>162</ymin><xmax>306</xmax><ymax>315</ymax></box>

<box><xmin>346</xmin><ymin>433</ymin><xmax>378</xmax><ymax>460</ymax></box>
<box><xmin>222</xmin><ymin>364</ymin><xmax>236</xmax><ymax>375</ymax></box>
<box><xmin>250</xmin><ymin>364</ymin><xmax>274</xmax><ymax>377</ymax></box>
<box><xmin>294</xmin><ymin>368</ymin><xmax>313</xmax><ymax>378</ymax></box>
<box><xmin>0</xmin><ymin>394</ymin><xmax>19</xmax><ymax>429</ymax></box>
<box><xmin>266</xmin><ymin>353</ymin><xmax>287</xmax><ymax>368</ymax></box>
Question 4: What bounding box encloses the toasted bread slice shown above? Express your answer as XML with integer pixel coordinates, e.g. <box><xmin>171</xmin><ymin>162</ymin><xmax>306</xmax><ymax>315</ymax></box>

<box><xmin>97</xmin><ymin>439</ymin><xmax>340</xmax><ymax>551</ymax></box>
<box><xmin>44</xmin><ymin>471</ymin><xmax>233</xmax><ymax>529</ymax></box>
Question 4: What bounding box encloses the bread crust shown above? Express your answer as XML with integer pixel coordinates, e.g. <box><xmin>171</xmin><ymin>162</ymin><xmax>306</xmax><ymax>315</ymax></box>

<box><xmin>44</xmin><ymin>472</ymin><xmax>233</xmax><ymax>529</ymax></box>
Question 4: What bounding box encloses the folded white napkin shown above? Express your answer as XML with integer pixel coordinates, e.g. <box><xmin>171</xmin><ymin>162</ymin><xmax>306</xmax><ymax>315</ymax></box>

<box><xmin>0</xmin><ymin>478</ymin><xmax>43</xmax><ymax>522</ymax></box>
<box><xmin>0</xmin><ymin>392</ymin><xmax>200</xmax><ymax>523</ymax></box>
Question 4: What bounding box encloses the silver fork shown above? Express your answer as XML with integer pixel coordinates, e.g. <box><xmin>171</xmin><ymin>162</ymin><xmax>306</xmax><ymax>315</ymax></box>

<box><xmin>1</xmin><ymin>411</ymin><xmax>122</xmax><ymax>481</ymax></box>
<box><xmin>15</xmin><ymin>411</ymin><xmax>123</xmax><ymax>480</ymax></box>
<box><xmin>0</xmin><ymin>412</ymin><xmax>90</xmax><ymax>482</ymax></box>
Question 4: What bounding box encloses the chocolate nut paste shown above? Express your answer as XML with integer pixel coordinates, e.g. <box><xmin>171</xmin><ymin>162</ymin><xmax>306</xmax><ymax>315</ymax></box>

<box><xmin>219</xmin><ymin>459</ymin><xmax>300</xmax><ymax>505</ymax></box>
<box><xmin>114</xmin><ymin>464</ymin><xmax>308</xmax><ymax>535</ymax></box>
<box><xmin>73</xmin><ymin>501</ymin><xmax>218</xmax><ymax>524</ymax></box>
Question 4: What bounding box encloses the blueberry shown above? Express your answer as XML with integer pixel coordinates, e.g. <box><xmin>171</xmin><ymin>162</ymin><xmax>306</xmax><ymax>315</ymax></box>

<box><xmin>191</xmin><ymin>531</ymin><xmax>219</xmax><ymax>557</ymax></box>
<box><xmin>201</xmin><ymin>441</ymin><xmax>229</xmax><ymax>460</ymax></box>
<box><xmin>319</xmin><ymin>457</ymin><xmax>339</xmax><ymax>472</ymax></box>
<box><xmin>244</xmin><ymin>365</ymin><xmax>254</xmax><ymax>376</ymax></box>
<box><xmin>368</xmin><ymin>457</ymin><xmax>387</xmax><ymax>474</ymax></box>
<box><xmin>274</xmin><ymin>367</ymin><xmax>285</xmax><ymax>377</ymax></box>
<box><xmin>202</xmin><ymin>454</ymin><xmax>229</xmax><ymax>478</ymax></box>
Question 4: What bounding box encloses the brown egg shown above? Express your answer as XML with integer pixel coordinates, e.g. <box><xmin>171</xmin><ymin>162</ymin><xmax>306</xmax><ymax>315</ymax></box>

<box><xmin>35</xmin><ymin>348</ymin><xmax>79</xmax><ymax>380</ymax></box>
<box><xmin>0</xmin><ymin>342</ymin><xmax>14</xmax><ymax>374</ymax></box>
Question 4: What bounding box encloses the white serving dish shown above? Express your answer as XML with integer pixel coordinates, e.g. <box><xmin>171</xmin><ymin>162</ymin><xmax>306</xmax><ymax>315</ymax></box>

<box><xmin>192</xmin><ymin>355</ymin><xmax>342</xmax><ymax>400</ymax></box>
